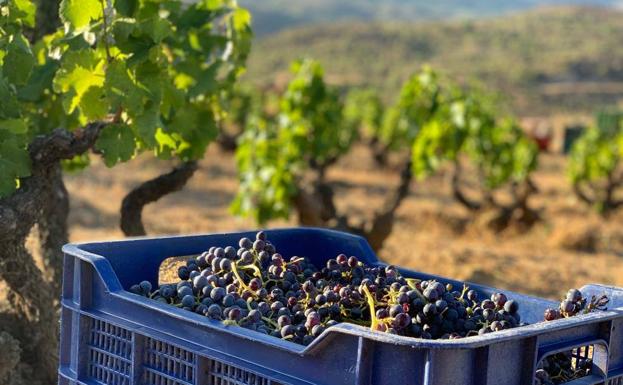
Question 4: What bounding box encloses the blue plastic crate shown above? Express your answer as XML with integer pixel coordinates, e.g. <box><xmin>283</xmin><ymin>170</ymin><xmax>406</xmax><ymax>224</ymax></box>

<box><xmin>59</xmin><ymin>228</ymin><xmax>623</xmax><ymax>385</ymax></box>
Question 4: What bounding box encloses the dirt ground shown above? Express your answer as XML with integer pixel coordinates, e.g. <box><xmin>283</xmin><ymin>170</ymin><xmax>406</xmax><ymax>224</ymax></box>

<box><xmin>64</xmin><ymin>144</ymin><xmax>623</xmax><ymax>300</ymax></box>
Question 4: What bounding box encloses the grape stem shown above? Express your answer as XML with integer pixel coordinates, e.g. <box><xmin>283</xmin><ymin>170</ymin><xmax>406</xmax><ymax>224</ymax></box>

<box><xmin>231</xmin><ymin>261</ymin><xmax>253</xmax><ymax>293</ymax></box>
<box><xmin>362</xmin><ymin>285</ymin><xmax>379</xmax><ymax>331</ymax></box>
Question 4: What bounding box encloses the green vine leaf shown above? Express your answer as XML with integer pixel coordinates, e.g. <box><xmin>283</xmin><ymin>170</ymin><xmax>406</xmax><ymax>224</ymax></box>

<box><xmin>53</xmin><ymin>49</ymin><xmax>105</xmax><ymax>115</ymax></box>
<box><xmin>3</xmin><ymin>34</ymin><xmax>35</xmax><ymax>86</ymax></box>
<box><xmin>0</xmin><ymin>137</ymin><xmax>31</xmax><ymax>197</ymax></box>
<box><xmin>95</xmin><ymin>123</ymin><xmax>136</xmax><ymax>167</ymax></box>
<box><xmin>7</xmin><ymin>0</ymin><xmax>36</xmax><ymax>27</ymax></box>
<box><xmin>59</xmin><ymin>0</ymin><xmax>103</xmax><ymax>30</ymax></box>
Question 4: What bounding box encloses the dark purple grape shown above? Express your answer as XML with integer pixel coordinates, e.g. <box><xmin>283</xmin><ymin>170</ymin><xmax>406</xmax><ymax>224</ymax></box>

<box><xmin>129</xmin><ymin>285</ymin><xmax>141</xmax><ymax>295</ymax></box>
<box><xmin>347</xmin><ymin>256</ymin><xmax>358</xmax><ymax>268</ymax></box>
<box><xmin>224</xmin><ymin>246</ymin><xmax>236</xmax><ymax>260</ymax></box>
<box><xmin>228</xmin><ymin>307</ymin><xmax>242</xmax><ymax>321</ymax></box>
<box><xmin>311</xmin><ymin>324</ymin><xmax>325</xmax><ymax>337</ymax></box>
<box><xmin>277</xmin><ymin>315</ymin><xmax>291</xmax><ymax>328</ymax></box>
<box><xmin>566</xmin><ymin>289</ymin><xmax>582</xmax><ymax>303</ymax></box>
<box><xmin>336</xmin><ymin>254</ymin><xmax>347</xmax><ymax>265</ymax></box>
<box><xmin>253</xmin><ymin>239</ymin><xmax>265</xmax><ymax>251</ymax></box>
<box><xmin>181</xmin><ymin>295</ymin><xmax>195</xmax><ymax>308</ymax></box>
<box><xmin>178</xmin><ymin>266</ymin><xmax>190</xmax><ymax>280</ymax></box>
<box><xmin>504</xmin><ymin>300</ymin><xmax>519</xmax><ymax>314</ymax></box>
<box><xmin>280</xmin><ymin>325</ymin><xmax>296</xmax><ymax>338</ymax></box>
<box><xmin>560</xmin><ymin>300</ymin><xmax>575</xmax><ymax>314</ymax></box>
<box><xmin>393</xmin><ymin>313</ymin><xmax>411</xmax><ymax>330</ymax></box>
<box><xmin>239</xmin><ymin>237</ymin><xmax>252</xmax><ymax>249</ymax></box>
<box><xmin>491</xmin><ymin>293</ymin><xmax>508</xmax><ymax>308</ymax></box>
<box><xmin>210</xmin><ymin>287</ymin><xmax>225</xmax><ymax>302</ymax></box>
<box><xmin>207</xmin><ymin>304</ymin><xmax>222</xmax><ymax>319</ymax></box>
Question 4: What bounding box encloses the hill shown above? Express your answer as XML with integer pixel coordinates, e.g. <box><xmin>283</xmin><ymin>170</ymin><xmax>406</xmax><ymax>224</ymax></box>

<box><xmin>244</xmin><ymin>6</ymin><xmax>623</xmax><ymax>115</ymax></box>
<box><xmin>240</xmin><ymin>0</ymin><xmax>622</xmax><ymax>36</ymax></box>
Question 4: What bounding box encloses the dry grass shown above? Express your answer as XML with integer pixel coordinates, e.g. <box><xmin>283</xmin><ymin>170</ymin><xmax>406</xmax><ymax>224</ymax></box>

<box><xmin>64</xmin><ymin>146</ymin><xmax>623</xmax><ymax>300</ymax></box>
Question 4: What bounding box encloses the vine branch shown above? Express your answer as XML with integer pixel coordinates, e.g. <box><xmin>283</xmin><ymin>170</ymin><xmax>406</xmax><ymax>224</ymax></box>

<box><xmin>120</xmin><ymin>160</ymin><xmax>199</xmax><ymax>236</ymax></box>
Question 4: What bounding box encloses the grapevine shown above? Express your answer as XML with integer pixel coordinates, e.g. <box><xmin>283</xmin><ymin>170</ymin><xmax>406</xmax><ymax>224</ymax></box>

<box><xmin>0</xmin><ymin>0</ymin><xmax>251</xmax><ymax>382</ymax></box>
<box><xmin>568</xmin><ymin>111</ymin><xmax>623</xmax><ymax>216</ymax></box>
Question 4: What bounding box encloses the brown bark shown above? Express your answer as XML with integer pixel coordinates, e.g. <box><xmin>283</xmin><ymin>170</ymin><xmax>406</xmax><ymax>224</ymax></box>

<box><xmin>216</xmin><ymin>132</ymin><xmax>239</xmax><ymax>152</ymax></box>
<box><xmin>359</xmin><ymin>157</ymin><xmax>412</xmax><ymax>250</ymax></box>
<box><xmin>573</xmin><ymin>175</ymin><xmax>623</xmax><ymax>217</ymax></box>
<box><xmin>120</xmin><ymin>160</ymin><xmax>199</xmax><ymax>236</ymax></box>
<box><xmin>451</xmin><ymin>160</ymin><xmax>482</xmax><ymax>211</ymax></box>
<box><xmin>368</xmin><ymin>137</ymin><xmax>388</xmax><ymax>166</ymax></box>
<box><xmin>38</xmin><ymin>164</ymin><xmax>70</xmax><ymax>294</ymax></box>
<box><xmin>0</xmin><ymin>243</ymin><xmax>58</xmax><ymax>384</ymax></box>
<box><xmin>0</xmin><ymin>123</ymin><xmax>104</xmax><ymax>384</ymax></box>
<box><xmin>293</xmin><ymin>155</ymin><xmax>413</xmax><ymax>251</ymax></box>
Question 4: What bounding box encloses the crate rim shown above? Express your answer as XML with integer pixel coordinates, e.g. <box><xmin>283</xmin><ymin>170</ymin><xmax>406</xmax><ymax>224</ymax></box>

<box><xmin>62</xmin><ymin>227</ymin><xmax>623</xmax><ymax>354</ymax></box>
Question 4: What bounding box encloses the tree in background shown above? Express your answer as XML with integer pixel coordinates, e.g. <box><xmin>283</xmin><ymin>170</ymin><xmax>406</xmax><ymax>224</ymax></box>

<box><xmin>568</xmin><ymin>111</ymin><xmax>623</xmax><ymax>216</ymax></box>
<box><xmin>233</xmin><ymin>63</ymin><xmax>540</xmax><ymax>248</ymax></box>
<box><xmin>232</xmin><ymin>60</ymin><xmax>433</xmax><ymax>250</ymax></box>
<box><xmin>0</xmin><ymin>0</ymin><xmax>250</xmax><ymax>382</ymax></box>
<box><xmin>344</xmin><ymin>88</ymin><xmax>387</xmax><ymax>165</ymax></box>
<box><xmin>409</xmin><ymin>76</ymin><xmax>539</xmax><ymax>230</ymax></box>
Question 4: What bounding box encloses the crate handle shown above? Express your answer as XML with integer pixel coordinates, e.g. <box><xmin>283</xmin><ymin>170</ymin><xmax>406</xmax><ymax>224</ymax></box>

<box><xmin>536</xmin><ymin>337</ymin><xmax>608</xmax><ymax>382</ymax></box>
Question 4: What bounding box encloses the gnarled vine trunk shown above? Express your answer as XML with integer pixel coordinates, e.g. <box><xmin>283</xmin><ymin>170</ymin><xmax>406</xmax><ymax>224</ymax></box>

<box><xmin>0</xmin><ymin>124</ymin><xmax>104</xmax><ymax>385</ymax></box>
<box><xmin>120</xmin><ymin>161</ymin><xmax>199</xmax><ymax>236</ymax></box>
<box><xmin>451</xmin><ymin>160</ymin><xmax>540</xmax><ymax>231</ymax></box>
<box><xmin>293</xmin><ymin>155</ymin><xmax>413</xmax><ymax>251</ymax></box>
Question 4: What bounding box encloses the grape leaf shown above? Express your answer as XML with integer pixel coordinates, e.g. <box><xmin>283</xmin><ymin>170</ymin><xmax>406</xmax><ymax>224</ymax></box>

<box><xmin>59</xmin><ymin>0</ymin><xmax>103</xmax><ymax>30</ymax></box>
<box><xmin>53</xmin><ymin>49</ymin><xmax>105</xmax><ymax>114</ymax></box>
<box><xmin>0</xmin><ymin>77</ymin><xmax>20</xmax><ymax>119</ymax></box>
<box><xmin>104</xmin><ymin>60</ymin><xmax>145</xmax><ymax>115</ymax></box>
<box><xmin>0</xmin><ymin>138</ymin><xmax>31</xmax><ymax>197</ymax></box>
<box><xmin>233</xmin><ymin>8</ymin><xmax>252</xmax><ymax>32</ymax></box>
<box><xmin>17</xmin><ymin>61</ymin><xmax>59</xmax><ymax>102</ymax></box>
<box><xmin>3</xmin><ymin>34</ymin><xmax>35</xmax><ymax>85</ymax></box>
<box><xmin>131</xmin><ymin>104</ymin><xmax>160</xmax><ymax>147</ymax></box>
<box><xmin>189</xmin><ymin>62</ymin><xmax>220</xmax><ymax>97</ymax></box>
<box><xmin>199</xmin><ymin>0</ymin><xmax>225</xmax><ymax>11</ymax></box>
<box><xmin>79</xmin><ymin>86</ymin><xmax>109</xmax><ymax>120</ymax></box>
<box><xmin>9</xmin><ymin>0</ymin><xmax>36</xmax><ymax>28</ymax></box>
<box><xmin>114</xmin><ymin>0</ymin><xmax>137</xmax><ymax>17</ymax></box>
<box><xmin>0</xmin><ymin>119</ymin><xmax>28</xmax><ymax>134</ymax></box>
<box><xmin>139</xmin><ymin>16</ymin><xmax>173</xmax><ymax>43</ymax></box>
<box><xmin>95</xmin><ymin>123</ymin><xmax>136</xmax><ymax>167</ymax></box>
<box><xmin>154</xmin><ymin>128</ymin><xmax>178</xmax><ymax>159</ymax></box>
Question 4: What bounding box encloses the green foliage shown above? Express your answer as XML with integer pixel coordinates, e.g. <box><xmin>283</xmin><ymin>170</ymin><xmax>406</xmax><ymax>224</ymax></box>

<box><xmin>233</xmin><ymin>63</ymin><xmax>538</xmax><ymax>224</ymax></box>
<box><xmin>568</xmin><ymin>113</ymin><xmax>623</xmax><ymax>208</ymax></box>
<box><xmin>280</xmin><ymin>59</ymin><xmax>354</xmax><ymax>163</ymax></box>
<box><xmin>412</xmin><ymin>88</ymin><xmax>538</xmax><ymax>189</ymax></box>
<box><xmin>344</xmin><ymin>88</ymin><xmax>384</xmax><ymax>139</ymax></box>
<box><xmin>215</xmin><ymin>83</ymin><xmax>263</xmax><ymax>133</ymax></box>
<box><xmin>232</xmin><ymin>59</ymin><xmax>354</xmax><ymax>223</ymax></box>
<box><xmin>381</xmin><ymin>67</ymin><xmax>441</xmax><ymax>150</ymax></box>
<box><xmin>59</xmin><ymin>0</ymin><xmax>103</xmax><ymax>31</ymax></box>
<box><xmin>0</xmin><ymin>0</ymin><xmax>252</xmax><ymax>197</ymax></box>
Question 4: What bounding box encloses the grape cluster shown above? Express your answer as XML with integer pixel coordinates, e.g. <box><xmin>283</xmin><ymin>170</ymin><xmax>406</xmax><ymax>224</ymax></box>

<box><xmin>543</xmin><ymin>288</ymin><xmax>609</xmax><ymax>321</ymax></box>
<box><xmin>129</xmin><ymin>231</ymin><xmax>529</xmax><ymax>345</ymax></box>
<box><xmin>363</xmin><ymin>275</ymin><xmax>523</xmax><ymax>339</ymax></box>
<box><xmin>535</xmin><ymin>288</ymin><xmax>610</xmax><ymax>385</ymax></box>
